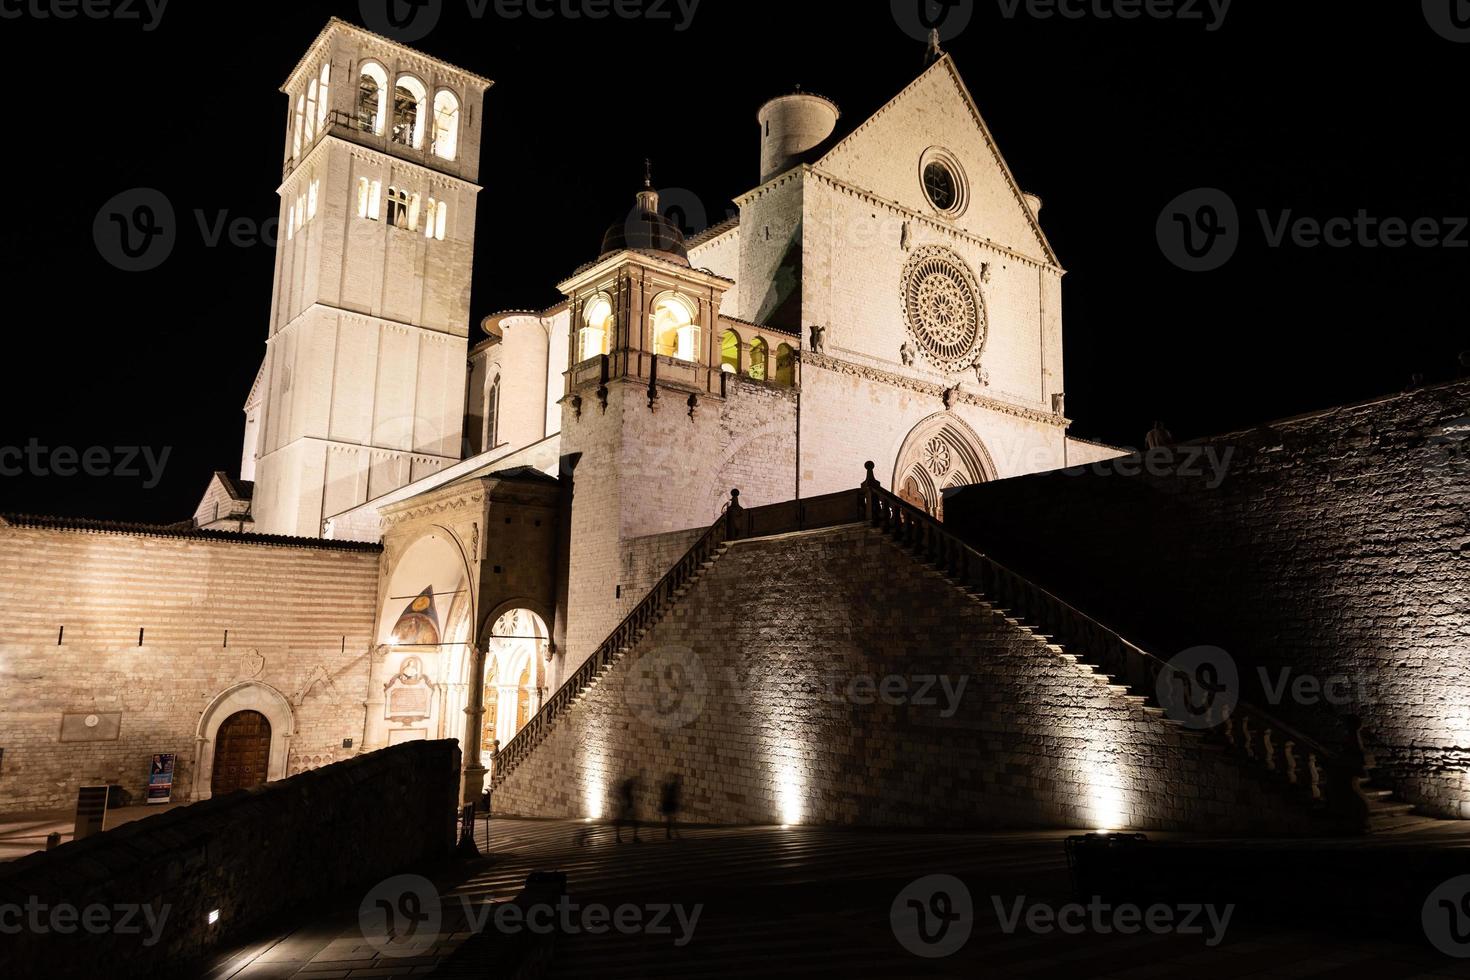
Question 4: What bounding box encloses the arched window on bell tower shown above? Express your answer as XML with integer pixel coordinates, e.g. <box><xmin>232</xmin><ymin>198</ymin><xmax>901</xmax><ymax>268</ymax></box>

<box><xmin>652</xmin><ymin>292</ymin><xmax>699</xmax><ymax>362</ymax></box>
<box><xmin>358</xmin><ymin>62</ymin><xmax>387</xmax><ymax>135</ymax></box>
<box><xmin>578</xmin><ymin>293</ymin><xmax>613</xmax><ymax>362</ymax></box>
<box><xmin>392</xmin><ymin>75</ymin><xmax>428</xmax><ymax>148</ymax></box>
<box><xmin>433</xmin><ymin>90</ymin><xmax>460</xmax><ymax>161</ymax></box>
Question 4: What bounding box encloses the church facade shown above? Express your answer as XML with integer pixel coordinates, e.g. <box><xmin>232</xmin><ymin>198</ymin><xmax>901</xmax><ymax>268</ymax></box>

<box><xmin>1</xmin><ymin>18</ymin><xmax>1136</xmax><ymax>813</ymax></box>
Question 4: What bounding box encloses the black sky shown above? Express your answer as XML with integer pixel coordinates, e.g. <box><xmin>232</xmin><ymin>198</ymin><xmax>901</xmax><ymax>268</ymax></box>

<box><xmin>1</xmin><ymin>0</ymin><xmax>1466</xmax><ymax>522</ymax></box>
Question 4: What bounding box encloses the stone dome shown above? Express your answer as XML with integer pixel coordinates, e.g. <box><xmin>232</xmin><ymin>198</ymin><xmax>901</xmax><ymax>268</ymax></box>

<box><xmin>599</xmin><ymin>180</ymin><xmax>688</xmax><ymax>264</ymax></box>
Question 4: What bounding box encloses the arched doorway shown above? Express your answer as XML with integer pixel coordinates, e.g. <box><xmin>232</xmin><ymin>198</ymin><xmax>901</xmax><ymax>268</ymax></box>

<box><xmin>211</xmin><ymin>710</ymin><xmax>272</xmax><ymax>795</ymax></box>
<box><xmin>893</xmin><ymin>414</ymin><xmax>996</xmax><ymax>521</ymax></box>
<box><xmin>478</xmin><ymin>607</ymin><xmax>550</xmax><ymax>764</ymax></box>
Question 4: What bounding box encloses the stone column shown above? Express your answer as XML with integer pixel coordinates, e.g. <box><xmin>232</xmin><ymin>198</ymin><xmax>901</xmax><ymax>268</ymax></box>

<box><xmin>460</xmin><ymin>638</ymin><xmax>489</xmax><ymax>805</ymax></box>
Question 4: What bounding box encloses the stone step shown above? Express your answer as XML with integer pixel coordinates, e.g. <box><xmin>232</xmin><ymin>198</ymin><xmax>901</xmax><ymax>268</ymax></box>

<box><xmin>1368</xmin><ymin>801</ymin><xmax>1417</xmax><ymax>819</ymax></box>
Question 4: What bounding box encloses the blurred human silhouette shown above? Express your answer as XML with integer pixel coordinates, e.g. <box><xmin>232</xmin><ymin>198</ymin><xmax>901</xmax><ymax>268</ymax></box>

<box><xmin>659</xmin><ymin>774</ymin><xmax>684</xmax><ymax>839</ymax></box>
<box><xmin>615</xmin><ymin>774</ymin><xmax>640</xmax><ymax>843</ymax></box>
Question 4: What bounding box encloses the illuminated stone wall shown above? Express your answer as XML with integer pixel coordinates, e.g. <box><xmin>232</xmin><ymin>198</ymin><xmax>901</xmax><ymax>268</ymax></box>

<box><xmin>0</xmin><ymin>520</ymin><xmax>380</xmax><ymax>813</ymax></box>
<box><xmin>493</xmin><ymin>524</ymin><xmax>1318</xmax><ymax>834</ymax></box>
<box><xmin>945</xmin><ymin>379</ymin><xmax>1470</xmax><ymax>819</ymax></box>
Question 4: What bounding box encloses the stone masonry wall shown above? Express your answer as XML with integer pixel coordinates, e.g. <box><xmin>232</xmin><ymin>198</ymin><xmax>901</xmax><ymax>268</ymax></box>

<box><xmin>494</xmin><ymin>525</ymin><xmax>1319</xmax><ymax>835</ymax></box>
<box><xmin>0</xmin><ymin>521</ymin><xmax>380</xmax><ymax>813</ymax></box>
<box><xmin>0</xmin><ymin>740</ymin><xmax>459</xmax><ymax>980</ymax></box>
<box><xmin>945</xmin><ymin>380</ymin><xmax>1470</xmax><ymax>818</ymax></box>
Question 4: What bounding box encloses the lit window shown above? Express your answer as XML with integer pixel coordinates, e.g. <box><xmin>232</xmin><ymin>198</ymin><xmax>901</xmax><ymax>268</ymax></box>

<box><xmin>317</xmin><ymin>63</ymin><xmax>330</xmax><ymax>133</ymax></box>
<box><xmin>749</xmin><ymin>337</ymin><xmax>768</xmax><ymax>381</ymax></box>
<box><xmin>293</xmin><ymin>95</ymin><xmax>304</xmax><ymax>158</ymax></box>
<box><xmin>307</xmin><ymin>179</ymin><xmax>319</xmax><ymax>220</ymax></box>
<box><xmin>652</xmin><ymin>293</ymin><xmax>698</xmax><ymax>361</ymax></box>
<box><xmin>286</xmin><ymin>203</ymin><xmax>295</xmax><ymax>240</ymax></box>
<box><xmin>433</xmin><ymin>90</ymin><xmax>460</xmax><ymax>161</ymax></box>
<box><xmin>305</xmin><ymin>79</ymin><xmax>317</xmax><ymax>143</ymax></box>
<box><xmin>579</xmin><ymin>294</ymin><xmax>613</xmax><ymax>361</ymax></box>
<box><xmin>295</xmin><ymin>194</ymin><xmax>305</xmax><ymax>231</ymax></box>
<box><xmin>719</xmin><ymin>329</ymin><xmax>740</xmax><ymax>373</ymax></box>
<box><xmin>358</xmin><ymin>63</ymin><xmax>387</xmax><ymax>135</ymax></box>
<box><xmin>407</xmin><ymin>192</ymin><xmax>421</xmax><ymax>231</ymax></box>
<box><xmin>386</xmin><ymin>186</ymin><xmax>410</xmax><ymax>229</ymax></box>
<box><xmin>434</xmin><ymin>200</ymin><xmax>447</xmax><ymax>240</ymax></box>
<box><xmin>358</xmin><ymin>178</ymin><xmax>381</xmax><ymax>220</ymax></box>
<box><xmin>392</xmin><ymin>76</ymin><xmax>427</xmax><ymax>148</ymax></box>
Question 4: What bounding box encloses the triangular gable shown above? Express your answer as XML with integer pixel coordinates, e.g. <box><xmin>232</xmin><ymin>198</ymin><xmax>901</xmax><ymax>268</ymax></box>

<box><xmin>814</xmin><ymin>55</ymin><xmax>1058</xmax><ymax>268</ymax></box>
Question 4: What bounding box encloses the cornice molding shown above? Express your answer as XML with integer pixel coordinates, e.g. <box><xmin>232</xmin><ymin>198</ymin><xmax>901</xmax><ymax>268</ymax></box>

<box><xmin>803</xmin><ymin>351</ymin><xmax>1068</xmax><ymax>428</ymax></box>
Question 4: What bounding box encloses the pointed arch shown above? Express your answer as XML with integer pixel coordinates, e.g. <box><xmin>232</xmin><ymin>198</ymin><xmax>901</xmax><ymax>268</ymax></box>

<box><xmin>892</xmin><ymin>413</ymin><xmax>995</xmax><ymax>521</ymax></box>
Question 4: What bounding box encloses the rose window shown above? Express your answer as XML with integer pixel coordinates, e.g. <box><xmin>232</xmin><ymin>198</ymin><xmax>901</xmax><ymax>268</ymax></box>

<box><xmin>902</xmin><ymin>246</ymin><xmax>986</xmax><ymax>371</ymax></box>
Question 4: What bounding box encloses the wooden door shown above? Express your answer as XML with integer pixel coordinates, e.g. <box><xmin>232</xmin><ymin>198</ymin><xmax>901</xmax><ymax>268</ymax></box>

<box><xmin>211</xmin><ymin>710</ymin><xmax>271</xmax><ymax>795</ymax></box>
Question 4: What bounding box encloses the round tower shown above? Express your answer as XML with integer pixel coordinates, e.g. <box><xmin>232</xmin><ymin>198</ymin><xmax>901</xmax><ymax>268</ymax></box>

<box><xmin>757</xmin><ymin>91</ymin><xmax>840</xmax><ymax>185</ymax></box>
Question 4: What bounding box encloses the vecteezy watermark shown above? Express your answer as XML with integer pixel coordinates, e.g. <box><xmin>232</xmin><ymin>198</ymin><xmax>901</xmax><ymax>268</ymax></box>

<box><xmin>1158</xmin><ymin>646</ymin><xmax>1374</xmax><ymax>728</ymax></box>
<box><xmin>891</xmin><ymin>0</ymin><xmax>976</xmax><ymax>43</ymax></box>
<box><xmin>891</xmin><ymin>874</ymin><xmax>974</xmax><ymax>958</ymax></box>
<box><xmin>1156</xmin><ymin>645</ymin><xmax>1240</xmax><ymax>729</ymax></box>
<box><xmin>992</xmin><ymin>895</ymin><xmax>1234</xmax><ymax>947</ymax></box>
<box><xmin>1423</xmin><ymin>0</ymin><xmax>1470</xmax><ymax>43</ymax></box>
<box><xmin>1159</xmin><ymin>187</ymin><xmax>1470</xmax><ymax>271</ymax></box>
<box><xmin>359</xmin><ymin>874</ymin><xmax>701</xmax><ymax>957</ymax></box>
<box><xmin>0</xmin><ymin>440</ymin><xmax>171</xmax><ymax>489</ymax></box>
<box><xmin>0</xmin><ymin>0</ymin><xmax>168</xmax><ymax>30</ymax></box>
<box><xmin>816</xmin><ymin>673</ymin><xmax>970</xmax><ymax>717</ymax></box>
<box><xmin>0</xmin><ymin>898</ymin><xmax>170</xmax><ymax>947</ymax></box>
<box><xmin>360</xmin><ymin>875</ymin><xmax>442</xmax><ymax>956</ymax></box>
<box><xmin>358</xmin><ymin>0</ymin><xmax>699</xmax><ymax>42</ymax></box>
<box><xmin>624</xmin><ymin>644</ymin><xmax>708</xmax><ymax>731</ymax></box>
<box><xmin>94</xmin><ymin>188</ymin><xmax>281</xmax><ymax>272</ymax></box>
<box><xmin>994</xmin><ymin>0</ymin><xmax>1232</xmax><ymax>31</ymax></box>
<box><xmin>1425</xmin><ymin>875</ymin><xmax>1470</xmax><ymax>957</ymax></box>
<box><xmin>1156</xmin><ymin>188</ymin><xmax>1240</xmax><ymax>272</ymax></box>
<box><xmin>1061</xmin><ymin>445</ymin><xmax>1235</xmax><ymax>489</ymax></box>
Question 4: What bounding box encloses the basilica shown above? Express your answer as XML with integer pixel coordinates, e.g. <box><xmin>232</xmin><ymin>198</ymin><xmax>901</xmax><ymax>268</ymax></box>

<box><xmin>174</xmin><ymin>18</ymin><xmax>1113</xmax><ymax>804</ymax></box>
<box><xmin>5</xmin><ymin>19</ymin><xmax>1461</xmax><ymax>837</ymax></box>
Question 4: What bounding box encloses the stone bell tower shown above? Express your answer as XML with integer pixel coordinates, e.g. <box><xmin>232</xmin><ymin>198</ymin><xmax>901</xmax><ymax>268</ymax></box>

<box><xmin>248</xmin><ymin>19</ymin><xmax>493</xmax><ymax>538</ymax></box>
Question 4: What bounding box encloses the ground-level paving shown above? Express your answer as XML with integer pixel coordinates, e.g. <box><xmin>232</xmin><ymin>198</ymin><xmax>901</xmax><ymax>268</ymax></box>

<box><xmin>194</xmin><ymin>817</ymin><xmax>1470</xmax><ymax>979</ymax></box>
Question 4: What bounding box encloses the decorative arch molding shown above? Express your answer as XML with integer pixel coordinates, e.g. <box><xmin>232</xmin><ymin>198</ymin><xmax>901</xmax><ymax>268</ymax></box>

<box><xmin>892</xmin><ymin>413</ymin><xmax>996</xmax><ymax>520</ymax></box>
<box><xmin>191</xmin><ymin>681</ymin><xmax>295</xmax><ymax>802</ymax></box>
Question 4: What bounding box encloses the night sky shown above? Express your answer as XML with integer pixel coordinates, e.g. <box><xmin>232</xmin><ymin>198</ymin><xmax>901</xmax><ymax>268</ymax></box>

<box><xmin>2</xmin><ymin>0</ymin><xmax>1465</xmax><ymax>523</ymax></box>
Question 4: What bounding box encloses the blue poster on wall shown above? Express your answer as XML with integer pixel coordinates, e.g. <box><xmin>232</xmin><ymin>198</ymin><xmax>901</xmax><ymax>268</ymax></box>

<box><xmin>146</xmin><ymin>753</ymin><xmax>175</xmax><ymax>804</ymax></box>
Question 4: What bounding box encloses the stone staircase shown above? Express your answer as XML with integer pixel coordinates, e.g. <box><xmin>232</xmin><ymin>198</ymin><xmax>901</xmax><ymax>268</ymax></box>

<box><xmin>492</xmin><ymin>465</ymin><xmax>1450</xmax><ymax>835</ymax></box>
<box><xmin>856</xmin><ymin>465</ymin><xmax>1452</xmax><ymax>836</ymax></box>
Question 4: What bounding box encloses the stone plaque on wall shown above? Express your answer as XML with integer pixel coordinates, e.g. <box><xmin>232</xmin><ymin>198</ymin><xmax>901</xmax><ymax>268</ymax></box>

<box><xmin>60</xmin><ymin>712</ymin><xmax>122</xmax><ymax>743</ymax></box>
<box><xmin>384</xmin><ymin>656</ymin><xmax>433</xmax><ymax>723</ymax></box>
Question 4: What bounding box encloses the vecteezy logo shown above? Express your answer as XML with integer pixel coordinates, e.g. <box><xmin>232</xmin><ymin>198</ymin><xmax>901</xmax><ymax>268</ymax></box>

<box><xmin>1156</xmin><ymin>645</ymin><xmax>1239</xmax><ymax>729</ymax></box>
<box><xmin>891</xmin><ymin>0</ymin><xmax>975</xmax><ymax>43</ymax></box>
<box><xmin>359</xmin><ymin>874</ymin><xmax>441</xmax><ymax>957</ymax></box>
<box><xmin>1424</xmin><ymin>875</ymin><xmax>1470</xmax><ymax>957</ymax></box>
<box><xmin>359</xmin><ymin>0</ymin><xmax>443</xmax><ymax>42</ymax></box>
<box><xmin>1157</xmin><ymin>188</ymin><xmax>1240</xmax><ymax>272</ymax></box>
<box><xmin>624</xmin><ymin>644</ymin><xmax>708</xmax><ymax>731</ymax></box>
<box><xmin>1424</xmin><ymin>0</ymin><xmax>1470</xmax><ymax>42</ymax></box>
<box><xmin>93</xmin><ymin>188</ymin><xmax>176</xmax><ymax>272</ymax></box>
<box><xmin>891</xmin><ymin>874</ymin><xmax>973</xmax><ymax>958</ymax></box>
